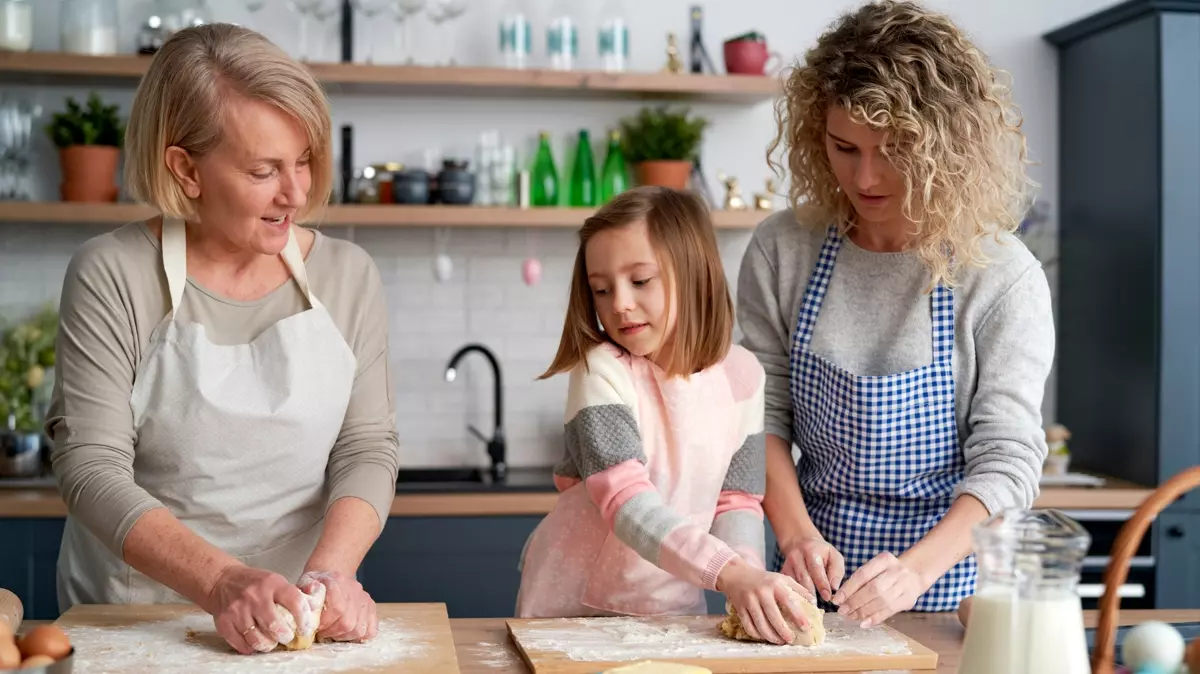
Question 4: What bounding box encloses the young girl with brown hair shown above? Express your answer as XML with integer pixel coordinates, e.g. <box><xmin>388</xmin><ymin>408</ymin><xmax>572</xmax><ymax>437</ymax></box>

<box><xmin>516</xmin><ymin>186</ymin><xmax>813</xmax><ymax>645</ymax></box>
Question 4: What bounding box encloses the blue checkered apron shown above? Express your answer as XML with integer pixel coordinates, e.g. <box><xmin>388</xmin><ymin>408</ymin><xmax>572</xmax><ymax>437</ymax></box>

<box><xmin>770</xmin><ymin>225</ymin><xmax>975</xmax><ymax>612</ymax></box>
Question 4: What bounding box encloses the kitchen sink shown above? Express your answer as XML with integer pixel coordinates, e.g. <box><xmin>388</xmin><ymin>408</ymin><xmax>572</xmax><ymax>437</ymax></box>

<box><xmin>395</xmin><ymin>467</ymin><xmax>486</xmax><ymax>484</ymax></box>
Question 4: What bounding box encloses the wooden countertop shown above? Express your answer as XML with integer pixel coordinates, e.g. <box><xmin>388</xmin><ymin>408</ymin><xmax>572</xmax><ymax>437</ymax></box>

<box><xmin>449</xmin><ymin>610</ymin><xmax>1200</xmax><ymax>674</ymax></box>
<box><xmin>20</xmin><ymin>609</ymin><xmax>1200</xmax><ymax>673</ymax></box>
<box><xmin>0</xmin><ymin>473</ymin><xmax>1155</xmax><ymax>518</ymax></box>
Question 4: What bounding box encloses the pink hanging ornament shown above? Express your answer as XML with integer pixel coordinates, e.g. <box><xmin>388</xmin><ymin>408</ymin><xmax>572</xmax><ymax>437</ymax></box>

<box><xmin>522</xmin><ymin>258</ymin><xmax>542</xmax><ymax>286</ymax></box>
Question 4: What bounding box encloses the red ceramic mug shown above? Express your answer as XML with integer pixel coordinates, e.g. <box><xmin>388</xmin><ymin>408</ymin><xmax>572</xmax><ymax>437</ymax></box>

<box><xmin>723</xmin><ymin>39</ymin><xmax>780</xmax><ymax>76</ymax></box>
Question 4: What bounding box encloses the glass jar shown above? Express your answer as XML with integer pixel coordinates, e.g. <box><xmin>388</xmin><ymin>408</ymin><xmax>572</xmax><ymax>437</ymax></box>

<box><xmin>959</xmin><ymin>509</ymin><xmax>1092</xmax><ymax>674</ymax></box>
<box><xmin>0</xmin><ymin>0</ymin><xmax>32</xmax><ymax>52</ymax></box>
<box><xmin>60</xmin><ymin>0</ymin><xmax>118</xmax><ymax>55</ymax></box>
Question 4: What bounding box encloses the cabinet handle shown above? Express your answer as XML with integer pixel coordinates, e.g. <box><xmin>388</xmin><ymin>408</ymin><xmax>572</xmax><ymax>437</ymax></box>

<box><xmin>1167</xmin><ymin>525</ymin><xmax>1185</xmax><ymax>538</ymax></box>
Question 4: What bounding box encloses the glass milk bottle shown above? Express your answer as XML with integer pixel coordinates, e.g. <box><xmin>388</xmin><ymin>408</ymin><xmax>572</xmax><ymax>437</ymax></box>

<box><xmin>499</xmin><ymin>0</ymin><xmax>532</xmax><ymax>69</ymax></box>
<box><xmin>546</xmin><ymin>0</ymin><xmax>577</xmax><ymax>71</ymax></box>
<box><xmin>60</xmin><ymin>0</ymin><xmax>118</xmax><ymax>55</ymax></box>
<box><xmin>597</xmin><ymin>0</ymin><xmax>628</xmax><ymax>72</ymax></box>
<box><xmin>959</xmin><ymin>509</ymin><xmax>1092</xmax><ymax>674</ymax></box>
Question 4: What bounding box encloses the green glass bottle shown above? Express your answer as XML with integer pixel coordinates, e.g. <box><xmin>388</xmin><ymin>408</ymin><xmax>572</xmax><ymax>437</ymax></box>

<box><xmin>531</xmin><ymin>131</ymin><xmax>559</xmax><ymax>207</ymax></box>
<box><xmin>568</xmin><ymin>129</ymin><xmax>597</xmax><ymax>207</ymax></box>
<box><xmin>600</xmin><ymin>129</ymin><xmax>629</xmax><ymax>203</ymax></box>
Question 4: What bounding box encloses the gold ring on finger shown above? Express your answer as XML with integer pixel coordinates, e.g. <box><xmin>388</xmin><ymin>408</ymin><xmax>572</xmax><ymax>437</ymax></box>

<box><xmin>242</xmin><ymin>625</ymin><xmax>257</xmax><ymax>636</ymax></box>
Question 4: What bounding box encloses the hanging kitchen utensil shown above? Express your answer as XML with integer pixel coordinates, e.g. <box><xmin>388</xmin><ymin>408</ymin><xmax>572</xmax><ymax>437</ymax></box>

<box><xmin>433</xmin><ymin>228</ymin><xmax>453</xmax><ymax>282</ymax></box>
<box><xmin>521</xmin><ymin>228</ymin><xmax>541</xmax><ymax>286</ymax></box>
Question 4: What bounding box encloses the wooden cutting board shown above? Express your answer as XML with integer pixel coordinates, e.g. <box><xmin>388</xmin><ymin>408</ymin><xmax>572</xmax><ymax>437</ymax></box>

<box><xmin>54</xmin><ymin>603</ymin><xmax>461</xmax><ymax>673</ymax></box>
<box><xmin>506</xmin><ymin>612</ymin><xmax>939</xmax><ymax>673</ymax></box>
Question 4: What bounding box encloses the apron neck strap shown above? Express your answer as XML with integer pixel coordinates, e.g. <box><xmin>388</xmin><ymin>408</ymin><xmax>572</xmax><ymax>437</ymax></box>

<box><xmin>794</xmin><ymin>225</ymin><xmax>843</xmax><ymax>347</ymax></box>
<box><xmin>160</xmin><ymin>217</ymin><xmax>321</xmax><ymax>316</ymax></box>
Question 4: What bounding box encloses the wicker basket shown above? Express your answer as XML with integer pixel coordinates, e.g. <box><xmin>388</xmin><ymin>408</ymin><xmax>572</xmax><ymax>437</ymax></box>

<box><xmin>1091</xmin><ymin>465</ymin><xmax>1200</xmax><ymax>673</ymax></box>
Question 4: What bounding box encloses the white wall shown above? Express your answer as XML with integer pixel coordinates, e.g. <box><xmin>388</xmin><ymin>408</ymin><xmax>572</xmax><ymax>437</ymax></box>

<box><xmin>0</xmin><ymin>0</ymin><xmax>1121</xmax><ymax>467</ymax></box>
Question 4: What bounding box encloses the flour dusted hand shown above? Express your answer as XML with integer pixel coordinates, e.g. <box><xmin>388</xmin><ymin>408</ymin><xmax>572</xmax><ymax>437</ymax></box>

<box><xmin>299</xmin><ymin>570</ymin><xmax>377</xmax><ymax>643</ymax></box>
<box><xmin>208</xmin><ymin>565</ymin><xmax>307</xmax><ymax>655</ymax></box>
<box><xmin>715</xmin><ymin>557</ymin><xmax>815</xmax><ymax>645</ymax></box>
<box><xmin>273</xmin><ymin>582</ymin><xmax>326</xmax><ymax>650</ymax></box>
<box><xmin>778</xmin><ymin>536</ymin><xmax>845</xmax><ymax>603</ymax></box>
<box><xmin>719</xmin><ymin>585</ymin><xmax>825</xmax><ymax>647</ymax></box>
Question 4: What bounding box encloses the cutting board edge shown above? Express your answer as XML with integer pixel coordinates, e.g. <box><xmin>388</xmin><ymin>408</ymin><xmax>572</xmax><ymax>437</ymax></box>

<box><xmin>504</xmin><ymin>618</ymin><xmax>940</xmax><ymax>673</ymax></box>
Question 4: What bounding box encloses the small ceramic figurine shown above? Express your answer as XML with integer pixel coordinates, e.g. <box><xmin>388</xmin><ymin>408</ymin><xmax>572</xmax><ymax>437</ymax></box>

<box><xmin>718</xmin><ymin>172</ymin><xmax>747</xmax><ymax>211</ymax></box>
<box><xmin>1043</xmin><ymin>423</ymin><xmax>1072</xmax><ymax>476</ymax></box>
<box><xmin>754</xmin><ymin>176</ymin><xmax>777</xmax><ymax>211</ymax></box>
<box><xmin>664</xmin><ymin>33</ymin><xmax>685</xmax><ymax>74</ymax></box>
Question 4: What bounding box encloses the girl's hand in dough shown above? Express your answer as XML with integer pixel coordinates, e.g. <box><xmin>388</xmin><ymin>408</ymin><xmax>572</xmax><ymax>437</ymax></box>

<box><xmin>299</xmin><ymin>570</ymin><xmax>378</xmax><ymax>643</ymax></box>
<box><xmin>208</xmin><ymin>563</ymin><xmax>305</xmax><ymax>655</ymax></box>
<box><xmin>716</xmin><ymin>557</ymin><xmax>813</xmax><ymax>645</ymax></box>
<box><xmin>779</xmin><ymin>536</ymin><xmax>845</xmax><ymax>603</ymax></box>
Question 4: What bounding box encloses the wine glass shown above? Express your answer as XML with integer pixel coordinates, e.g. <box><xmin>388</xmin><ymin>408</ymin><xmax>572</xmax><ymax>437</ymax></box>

<box><xmin>351</xmin><ymin>0</ymin><xmax>393</xmax><ymax>64</ymax></box>
<box><xmin>243</xmin><ymin>0</ymin><xmax>269</xmax><ymax>32</ymax></box>
<box><xmin>391</xmin><ymin>0</ymin><xmax>426</xmax><ymax>65</ymax></box>
<box><xmin>309</xmin><ymin>0</ymin><xmax>341</xmax><ymax>61</ymax></box>
<box><xmin>428</xmin><ymin>0</ymin><xmax>467</xmax><ymax>66</ymax></box>
<box><xmin>287</xmin><ymin>0</ymin><xmax>324</xmax><ymax>60</ymax></box>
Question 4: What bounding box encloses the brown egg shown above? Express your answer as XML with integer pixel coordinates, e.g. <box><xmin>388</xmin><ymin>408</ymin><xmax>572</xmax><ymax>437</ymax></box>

<box><xmin>1186</xmin><ymin>636</ymin><xmax>1200</xmax><ymax>673</ymax></box>
<box><xmin>16</xmin><ymin>625</ymin><xmax>71</xmax><ymax>661</ymax></box>
<box><xmin>0</xmin><ymin>641</ymin><xmax>20</xmax><ymax>669</ymax></box>
<box><xmin>957</xmin><ymin>595</ymin><xmax>974</xmax><ymax>628</ymax></box>
<box><xmin>19</xmin><ymin>654</ymin><xmax>56</xmax><ymax>668</ymax></box>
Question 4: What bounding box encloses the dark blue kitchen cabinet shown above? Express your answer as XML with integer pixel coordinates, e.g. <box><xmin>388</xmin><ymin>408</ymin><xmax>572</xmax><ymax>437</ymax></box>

<box><xmin>0</xmin><ymin>518</ymin><xmax>65</xmax><ymax>621</ymax></box>
<box><xmin>357</xmin><ymin>516</ymin><xmax>766</xmax><ymax>618</ymax></box>
<box><xmin>359</xmin><ymin>516</ymin><xmax>542</xmax><ymax>618</ymax></box>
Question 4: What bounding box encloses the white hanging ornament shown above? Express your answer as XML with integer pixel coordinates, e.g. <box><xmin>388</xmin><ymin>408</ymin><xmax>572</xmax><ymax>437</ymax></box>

<box><xmin>434</xmin><ymin>254</ymin><xmax>454</xmax><ymax>282</ymax></box>
<box><xmin>433</xmin><ymin>228</ymin><xmax>453</xmax><ymax>282</ymax></box>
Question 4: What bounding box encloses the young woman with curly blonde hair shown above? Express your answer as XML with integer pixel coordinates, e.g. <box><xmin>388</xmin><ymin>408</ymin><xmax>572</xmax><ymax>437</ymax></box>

<box><xmin>737</xmin><ymin>0</ymin><xmax>1055</xmax><ymax>627</ymax></box>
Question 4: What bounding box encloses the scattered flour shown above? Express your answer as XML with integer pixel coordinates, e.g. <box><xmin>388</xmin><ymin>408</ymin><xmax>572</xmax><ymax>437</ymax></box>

<box><xmin>63</xmin><ymin>613</ymin><xmax>432</xmax><ymax>674</ymax></box>
<box><xmin>511</xmin><ymin>613</ymin><xmax>913</xmax><ymax>663</ymax></box>
<box><xmin>457</xmin><ymin>640</ymin><xmax>525</xmax><ymax>670</ymax></box>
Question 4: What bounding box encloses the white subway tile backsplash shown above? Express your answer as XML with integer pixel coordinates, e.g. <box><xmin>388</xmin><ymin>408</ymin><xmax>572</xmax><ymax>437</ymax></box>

<box><xmin>0</xmin><ymin>219</ymin><xmax>756</xmax><ymax>468</ymax></box>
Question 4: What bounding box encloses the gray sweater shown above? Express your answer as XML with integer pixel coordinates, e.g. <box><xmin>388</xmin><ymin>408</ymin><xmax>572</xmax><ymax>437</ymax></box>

<box><xmin>736</xmin><ymin>210</ymin><xmax>1055</xmax><ymax>514</ymax></box>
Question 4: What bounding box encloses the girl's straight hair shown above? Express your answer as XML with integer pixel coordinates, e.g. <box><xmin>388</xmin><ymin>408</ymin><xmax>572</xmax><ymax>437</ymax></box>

<box><xmin>540</xmin><ymin>186</ymin><xmax>734</xmax><ymax>380</ymax></box>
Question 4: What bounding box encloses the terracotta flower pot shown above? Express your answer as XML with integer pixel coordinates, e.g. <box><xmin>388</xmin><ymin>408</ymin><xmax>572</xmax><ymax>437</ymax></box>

<box><xmin>634</xmin><ymin>160</ymin><xmax>692</xmax><ymax>190</ymax></box>
<box><xmin>60</xmin><ymin>145</ymin><xmax>120</xmax><ymax>203</ymax></box>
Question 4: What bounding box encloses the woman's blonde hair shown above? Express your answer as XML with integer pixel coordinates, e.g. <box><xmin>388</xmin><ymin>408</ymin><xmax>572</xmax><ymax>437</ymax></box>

<box><xmin>768</xmin><ymin>0</ymin><xmax>1035</xmax><ymax>288</ymax></box>
<box><xmin>540</xmin><ymin>186</ymin><xmax>733</xmax><ymax>380</ymax></box>
<box><xmin>124</xmin><ymin>23</ymin><xmax>333</xmax><ymax>222</ymax></box>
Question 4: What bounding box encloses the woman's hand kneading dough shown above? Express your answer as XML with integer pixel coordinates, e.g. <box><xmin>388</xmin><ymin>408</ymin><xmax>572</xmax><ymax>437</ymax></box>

<box><xmin>208</xmin><ymin>564</ymin><xmax>307</xmax><ymax>654</ymax></box>
<box><xmin>300</xmin><ymin>570</ymin><xmax>378</xmax><ymax>643</ymax></box>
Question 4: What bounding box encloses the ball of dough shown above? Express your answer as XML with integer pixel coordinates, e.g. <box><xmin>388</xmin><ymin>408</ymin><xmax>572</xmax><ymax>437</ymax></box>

<box><xmin>274</xmin><ymin>582</ymin><xmax>326</xmax><ymax>651</ymax></box>
<box><xmin>1122</xmin><ymin>621</ymin><xmax>1185</xmax><ymax>672</ymax></box>
<box><xmin>718</xmin><ymin>587</ymin><xmax>825</xmax><ymax>646</ymax></box>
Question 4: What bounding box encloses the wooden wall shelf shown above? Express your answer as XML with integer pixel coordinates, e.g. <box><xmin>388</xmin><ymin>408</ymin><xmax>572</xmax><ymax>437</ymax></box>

<box><xmin>0</xmin><ymin>51</ymin><xmax>781</xmax><ymax>102</ymax></box>
<box><xmin>0</xmin><ymin>201</ymin><xmax>767</xmax><ymax>230</ymax></box>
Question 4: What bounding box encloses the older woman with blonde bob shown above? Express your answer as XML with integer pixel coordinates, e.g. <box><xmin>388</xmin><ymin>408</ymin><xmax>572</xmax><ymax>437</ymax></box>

<box><xmin>737</xmin><ymin>0</ymin><xmax>1054</xmax><ymax>625</ymax></box>
<box><xmin>45</xmin><ymin>24</ymin><xmax>398</xmax><ymax>653</ymax></box>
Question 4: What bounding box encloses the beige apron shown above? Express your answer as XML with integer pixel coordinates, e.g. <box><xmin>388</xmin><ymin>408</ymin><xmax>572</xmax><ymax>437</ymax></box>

<box><xmin>57</xmin><ymin>217</ymin><xmax>357</xmax><ymax>610</ymax></box>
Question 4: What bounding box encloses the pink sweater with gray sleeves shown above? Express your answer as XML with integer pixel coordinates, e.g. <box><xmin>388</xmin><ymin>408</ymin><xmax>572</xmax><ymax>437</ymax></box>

<box><xmin>516</xmin><ymin>342</ymin><xmax>767</xmax><ymax>618</ymax></box>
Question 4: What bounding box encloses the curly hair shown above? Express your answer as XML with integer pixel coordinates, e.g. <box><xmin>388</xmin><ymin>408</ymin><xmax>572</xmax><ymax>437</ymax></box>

<box><xmin>767</xmin><ymin>0</ymin><xmax>1036</xmax><ymax>288</ymax></box>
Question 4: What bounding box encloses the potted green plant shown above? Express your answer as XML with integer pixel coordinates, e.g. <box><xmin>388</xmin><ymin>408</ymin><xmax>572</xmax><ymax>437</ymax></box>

<box><xmin>0</xmin><ymin>306</ymin><xmax>58</xmax><ymax>478</ymax></box>
<box><xmin>618</xmin><ymin>105</ymin><xmax>708</xmax><ymax>190</ymax></box>
<box><xmin>46</xmin><ymin>92</ymin><xmax>126</xmax><ymax>203</ymax></box>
